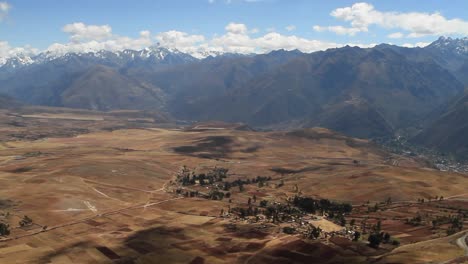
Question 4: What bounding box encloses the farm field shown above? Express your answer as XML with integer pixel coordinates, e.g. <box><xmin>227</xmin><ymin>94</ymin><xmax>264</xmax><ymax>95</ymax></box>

<box><xmin>0</xmin><ymin>110</ymin><xmax>467</xmax><ymax>264</ymax></box>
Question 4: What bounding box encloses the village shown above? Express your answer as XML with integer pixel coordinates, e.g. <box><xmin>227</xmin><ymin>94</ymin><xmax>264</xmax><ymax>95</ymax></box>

<box><xmin>166</xmin><ymin>165</ymin><xmax>422</xmax><ymax>250</ymax></box>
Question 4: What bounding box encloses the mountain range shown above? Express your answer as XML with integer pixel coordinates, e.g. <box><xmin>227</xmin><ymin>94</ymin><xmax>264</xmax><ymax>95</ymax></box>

<box><xmin>1</xmin><ymin>36</ymin><xmax>468</xmax><ymax>158</ymax></box>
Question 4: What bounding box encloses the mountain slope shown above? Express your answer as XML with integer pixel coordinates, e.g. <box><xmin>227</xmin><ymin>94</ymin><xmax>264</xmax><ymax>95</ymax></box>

<box><xmin>61</xmin><ymin>65</ymin><xmax>164</xmax><ymax>111</ymax></box>
<box><xmin>174</xmin><ymin>46</ymin><xmax>463</xmax><ymax>138</ymax></box>
<box><xmin>412</xmin><ymin>91</ymin><xmax>468</xmax><ymax>159</ymax></box>
<box><xmin>0</xmin><ymin>94</ymin><xmax>23</xmax><ymax>109</ymax></box>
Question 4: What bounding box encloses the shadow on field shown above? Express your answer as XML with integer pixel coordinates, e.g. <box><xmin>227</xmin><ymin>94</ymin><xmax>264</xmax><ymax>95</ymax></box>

<box><xmin>173</xmin><ymin>136</ymin><xmax>234</xmax><ymax>159</ymax></box>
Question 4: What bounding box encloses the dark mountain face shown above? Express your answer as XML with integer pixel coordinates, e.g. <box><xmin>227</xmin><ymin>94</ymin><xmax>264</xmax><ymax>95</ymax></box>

<box><xmin>170</xmin><ymin>46</ymin><xmax>462</xmax><ymax>138</ymax></box>
<box><xmin>125</xmin><ymin>49</ymin><xmax>304</xmax><ymax>105</ymax></box>
<box><xmin>412</xmin><ymin>91</ymin><xmax>468</xmax><ymax>159</ymax></box>
<box><xmin>61</xmin><ymin>65</ymin><xmax>165</xmax><ymax>111</ymax></box>
<box><xmin>423</xmin><ymin>37</ymin><xmax>468</xmax><ymax>86</ymax></box>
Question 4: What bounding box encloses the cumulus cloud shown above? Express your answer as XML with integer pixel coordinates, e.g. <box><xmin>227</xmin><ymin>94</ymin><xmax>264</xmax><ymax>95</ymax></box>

<box><xmin>0</xmin><ymin>1</ymin><xmax>11</xmax><ymax>21</ymax></box>
<box><xmin>225</xmin><ymin>22</ymin><xmax>248</xmax><ymax>35</ymax></box>
<box><xmin>46</xmin><ymin>23</ymin><xmax>152</xmax><ymax>56</ymax></box>
<box><xmin>63</xmin><ymin>22</ymin><xmax>112</xmax><ymax>42</ymax></box>
<box><xmin>315</xmin><ymin>2</ymin><xmax>468</xmax><ymax>37</ymax></box>
<box><xmin>156</xmin><ymin>30</ymin><xmax>205</xmax><ymax>49</ymax></box>
<box><xmin>0</xmin><ymin>21</ymin><xmax>431</xmax><ymax>63</ymax></box>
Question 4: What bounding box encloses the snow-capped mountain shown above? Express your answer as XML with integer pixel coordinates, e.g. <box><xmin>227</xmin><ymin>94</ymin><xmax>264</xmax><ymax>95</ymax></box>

<box><xmin>426</xmin><ymin>36</ymin><xmax>468</xmax><ymax>56</ymax></box>
<box><xmin>0</xmin><ymin>45</ymin><xmax>226</xmax><ymax>70</ymax></box>
<box><xmin>0</xmin><ymin>53</ymin><xmax>35</xmax><ymax>69</ymax></box>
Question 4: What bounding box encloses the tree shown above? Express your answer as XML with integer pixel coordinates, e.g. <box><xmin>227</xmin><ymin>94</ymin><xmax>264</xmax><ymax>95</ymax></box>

<box><xmin>368</xmin><ymin>233</ymin><xmax>382</xmax><ymax>248</ymax></box>
<box><xmin>383</xmin><ymin>232</ymin><xmax>391</xmax><ymax>243</ymax></box>
<box><xmin>340</xmin><ymin>216</ymin><xmax>346</xmax><ymax>226</ymax></box>
<box><xmin>386</xmin><ymin>197</ymin><xmax>392</xmax><ymax>205</ymax></box>
<box><xmin>309</xmin><ymin>226</ymin><xmax>322</xmax><ymax>239</ymax></box>
<box><xmin>375</xmin><ymin>220</ymin><xmax>381</xmax><ymax>233</ymax></box>
<box><xmin>353</xmin><ymin>231</ymin><xmax>361</xmax><ymax>241</ymax></box>
<box><xmin>283</xmin><ymin>226</ymin><xmax>296</xmax><ymax>234</ymax></box>
<box><xmin>0</xmin><ymin>223</ymin><xmax>10</xmax><ymax>236</ymax></box>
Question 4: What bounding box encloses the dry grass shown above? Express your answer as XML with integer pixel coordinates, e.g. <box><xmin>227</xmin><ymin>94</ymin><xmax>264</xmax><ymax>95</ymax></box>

<box><xmin>0</xmin><ymin>115</ymin><xmax>466</xmax><ymax>263</ymax></box>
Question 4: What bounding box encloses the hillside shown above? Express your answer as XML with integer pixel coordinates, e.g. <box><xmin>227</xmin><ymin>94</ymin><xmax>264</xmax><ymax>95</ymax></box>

<box><xmin>412</xmin><ymin>91</ymin><xmax>468</xmax><ymax>159</ymax></box>
<box><xmin>174</xmin><ymin>46</ymin><xmax>462</xmax><ymax>138</ymax></box>
<box><xmin>61</xmin><ymin>65</ymin><xmax>165</xmax><ymax>111</ymax></box>
<box><xmin>0</xmin><ymin>94</ymin><xmax>23</xmax><ymax>109</ymax></box>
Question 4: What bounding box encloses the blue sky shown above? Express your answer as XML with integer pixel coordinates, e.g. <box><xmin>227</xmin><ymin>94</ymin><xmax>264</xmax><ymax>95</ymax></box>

<box><xmin>1</xmin><ymin>0</ymin><xmax>468</xmax><ymax>59</ymax></box>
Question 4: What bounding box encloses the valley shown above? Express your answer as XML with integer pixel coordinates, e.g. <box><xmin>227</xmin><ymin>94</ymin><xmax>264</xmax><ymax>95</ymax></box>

<box><xmin>0</xmin><ymin>109</ymin><xmax>466</xmax><ymax>263</ymax></box>
<box><xmin>2</xmin><ymin>2</ymin><xmax>468</xmax><ymax>263</ymax></box>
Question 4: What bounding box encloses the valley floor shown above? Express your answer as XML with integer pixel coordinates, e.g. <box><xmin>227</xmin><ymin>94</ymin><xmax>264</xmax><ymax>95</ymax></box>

<box><xmin>0</xmin><ymin>109</ymin><xmax>467</xmax><ymax>263</ymax></box>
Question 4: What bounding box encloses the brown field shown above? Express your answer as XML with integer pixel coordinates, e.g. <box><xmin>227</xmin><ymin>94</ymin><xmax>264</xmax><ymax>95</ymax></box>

<box><xmin>0</xmin><ymin>109</ymin><xmax>467</xmax><ymax>263</ymax></box>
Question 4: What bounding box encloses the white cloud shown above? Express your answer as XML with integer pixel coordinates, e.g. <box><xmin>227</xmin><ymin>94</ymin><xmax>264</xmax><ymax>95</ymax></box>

<box><xmin>46</xmin><ymin>23</ymin><xmax>153</xmax><ymax>56</ymax></box>
<box><xmin>0</xmin><ymin>21</ymin><xmax>432</xmax><ymax>63</ymax></box>
<box><xmin>401</xmin><ymin>42</ymin><xmax>430</xmax><ymax>48</ymax></box>
<box><xmin>387</xmin><ymin>32</ymin><xmax>404</xmax><ymax>39</ymax></box>
<box><xmin>285</xmin><ymin>25</ymin><xmax>296</xmax><ymax>31</ymax></box>
<box><xmin>63</xmin><ymin>22</ymin><xmax>112</xmax><ymax>42</ymax></box>
<box><xmin>313</xmin><ymin>25</ymin><xmax>364</xmax><ymax>36</ymax></box>
<box><xmin>209</xmin><ymin>23</ymin><xmax>359</xmax><ymax>54</ymax></box>
<box><xmin>315</xmin><ymin>2</ymin><xmax>468</xmax><ymax>37</ymax></box>
<box><xmin>225</xmin><ymin>22</ymin><xmax>248</xmax><ymax>35</ymax></box>
<box><xmin>156</xmin><ymin>30</ymin><xmax>205</xmax><ymax>49</ymax></box>
<box><xmin>0</xmin><ymin>1</ymin><xmax>11</xmax><ymax>21</ymax></box>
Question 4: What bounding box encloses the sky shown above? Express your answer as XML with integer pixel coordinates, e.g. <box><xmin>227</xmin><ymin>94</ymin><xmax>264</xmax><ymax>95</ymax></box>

<box><xmin>1</xmin><ymin>0</ymin><xmax>468</xmax><ymax>60</ymax></box>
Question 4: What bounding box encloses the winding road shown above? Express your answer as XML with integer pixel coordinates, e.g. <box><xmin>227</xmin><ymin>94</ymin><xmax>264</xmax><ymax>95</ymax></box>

<box><xmin>455</xmin><ymin>232</ymin><xmax>468</xmax><ymax>257</ymax></box>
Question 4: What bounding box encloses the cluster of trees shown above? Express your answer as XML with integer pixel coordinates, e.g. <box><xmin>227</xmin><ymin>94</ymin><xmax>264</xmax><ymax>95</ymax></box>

<box><xmin>222</xmin><ymin>176</ymin><xmax>272</xmax><ymax>191</ymax></box>
<box><xmin>283</xmin><ymin>226</ymin><xmax>296</xmax><ymax>234</ymax></box>
<box><xmin>446</xmin><ymin>217</ymin><xmax>464</xmax><ymax>235</ymax></box>
<box><xmin>263</xmin><ymin>202</ymin><xmax>302</xmax><ymax>223</ymax></box>
<box><xmin>235</xmin><ymin>206</ymin><xmax>261</xmax><ymax>219</ymax></box>
<box><xmin>306</xmin><ymin>225</ymin><xmax>322</xmax><ymax>239</ymax></box>
<box><xmin>417</xmin><ymin>195</ymin><xmax>444</xmax><ymax>203</ymax></box>
<box><xmin>367</xmin><ymin>220</ymin><xmax>399</xmax><ymax>248</ymax></box>
<box><xmin>230</xmin><ymin>198</ymin><xmax>303</xmax><ymax>223</ymax></box>
<box><xmin>176</xmin><ymin>166</ymin><xmax>229</xmax><ymax>186</ymax></box>
<box><xmin>292</xmin><ymin>196</ymin><xmax>352</xmax><ymax>216</ymax></box>
<box><xmin>175</xmin><ymin>166</ymin><xmax>272</xmax><ymax>193</ymax></box>
<box><xmin>208</xmin><ymin>189</ymin><xmax>230</xmax><ymax>200</ymax></box>
<box><xmin>431</xmin><ymin>215</ymin><xmax>462</xmax><ymax>229</ymax></box>
<box><xmin>406</xmin><ymin>214</ymin><xmax>423</xmax><ymax>226</ymax></box>
<box><xmin>368</xmin><ymin>232</ymin><xmax>399</xmax><ymax>248</ymax></box>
